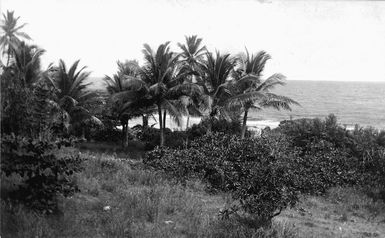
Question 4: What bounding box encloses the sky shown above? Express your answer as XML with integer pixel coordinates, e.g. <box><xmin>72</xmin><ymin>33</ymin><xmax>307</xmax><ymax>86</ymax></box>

<box><xmin>1</xmin><ymin>0</ymin><xmax>385</xmax><ymax>82</ymax></box>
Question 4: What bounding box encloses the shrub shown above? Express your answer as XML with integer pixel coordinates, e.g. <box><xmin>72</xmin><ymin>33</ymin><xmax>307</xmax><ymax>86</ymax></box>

<box><xmin>277</xmin><ymin>114</ymin><xmax>352</xmax><ymax>150</ymax></box>
<box><xmin>88</xmin><ymin>125</ymin><xmax>122</xmax><ymax>143</ymax></box>
<box><xmin>145</xmin><ymin>133</ymin><xmax>299</xmax><ymax>227</ymax></box>
<box><xmin>290</xmin><ymin>140</ymin><xmax>361</xmax><ymax>194</ymax></box>
<box><xmin>187</xmin><ymin>118</ymin><xmax>243</xmax><ymax>139</ymax></box>
<box><xmin>137</xmin><ymin>126</ymin><xmax>188</xmax><ymax>150</ymax></box>
<box><xmin>277</xmin><ymin>114</ymin><xmax>385</xmax><ymax>192</ymax></box>
<box><xmin>1</xmin><ymin>134</ymin><xmax>83</xmax><ymax>214</ymax></box>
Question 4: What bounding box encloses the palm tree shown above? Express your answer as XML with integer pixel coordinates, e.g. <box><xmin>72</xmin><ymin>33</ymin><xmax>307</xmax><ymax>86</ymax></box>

<box><xmin>178</xmin><ymin>35</ymin><xmax>206</xmax><ymax>79</ymax></box>
<box><xmin>113</xmin><ymin>42</ymin><xmax>202</xmax><ymax>146</ymax></box>
<box><xmin>177</xmin><ymin>35</ymin><xmax>207</xmax><ymax>128</ymax></box>
<box><xmin>229</xmin><ymin>50</ymin><xmax>299</xmax><ymax>139</ymax></box>
<box><xmin>11</xmin><ymin>41</ymin><xmax>45</xmax><ymax>87</ymax></box>
<box><xmin>0</xmin><ymin>11</ymin><xmax>31</xmax><ymax>66</ymax></box>
<box><xmin>48</xmin><ymin>59</ymin><xmax>101</xmax><ymax>135</ymax></box>
<box><xmin>199</xmin><ymin>50</ymin><xmax>237</xmax><ymax>132</ymax></box>
<box><xmin>104</xmin><ymin>60</ymin><xmax>154</xmax><ymax>146</ymax></box>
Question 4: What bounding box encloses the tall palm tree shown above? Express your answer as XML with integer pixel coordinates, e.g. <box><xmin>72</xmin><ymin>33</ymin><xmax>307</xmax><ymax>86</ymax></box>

<box><xmin>177</xmin><ymin>35</ymin><xmax>207</xmax><ymax>128</ymax></box>
<box><xmin>229</xmin><ymin>50</ymin><xmax>299</xmax><ymax>139</ymax></box>
<box><xmin>0</xmin><ymin>11</ymin><xmax>31</xmax><ymax>66</ymax></box>
<box><xmin>199</xmin><ymin>50</ymin><xmax>237</xmax><ymax>132</ymax></box>
<box><xmin>48</xmin><ymin>59</ymin><xmax>101</xmax><ymax>135</ymax></box>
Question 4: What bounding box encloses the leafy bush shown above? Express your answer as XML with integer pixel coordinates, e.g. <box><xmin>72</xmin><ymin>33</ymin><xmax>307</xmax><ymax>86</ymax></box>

<box><xmin>290</xmin><ymin>140</ymin><xmax>361</xmax><ymax>194</ymax></box>
<box><xmin>136</xmin><ymin>126</ymin><xmax>188</xmax><ymax>150</ymax></box>
<box><xmin>88</xmin><ymin>125</ymin><xmax>122</xmax><ymax>142</ymax></box>
<box><xmin>187</xmin><ymin>118</ymin><xmax>243</xmax><ymax>139</ymax></box>
<box><xmin>145</xmin><ymin>133</ymin><xmax>299</xmax><ymax>226</ymax></box>
<box><xmin>277</xmin><ymin>114</ymin><xmax>385</xmax><ymax>199</ymax></box>
<box><xmin>1</xmin><ymin>135</ymin><xmax>83</xmax><ymax>214</ymax></box>
<box><xmin>277</xmin><ymin>114</ymin><xmax>352</xmax><ymax>150</ymax></box>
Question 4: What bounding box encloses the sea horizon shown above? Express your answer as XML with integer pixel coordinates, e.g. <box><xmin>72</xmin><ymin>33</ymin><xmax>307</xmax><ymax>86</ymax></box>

<box><xmin>89</xmin><ymin>77</ymin><xmax>385</xmax><ymax>130</ymax></box>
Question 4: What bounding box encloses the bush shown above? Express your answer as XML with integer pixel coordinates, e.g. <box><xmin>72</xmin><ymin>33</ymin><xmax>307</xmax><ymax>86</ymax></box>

<box><xmin>277</xmin><ymin>114</ymin><xmax>352</xmax><ymax>150</ymax></box>
<box><xmin>277</xmin><ymin>114</ymin><xmax>385</xmax><ymax>192</ymax></box>
<box><xmin>136</xmin><ymin>126</ymin><xmax>188</xmax><ymax>150</ymax></box>
<box><xmin>1</xmin><ymin>135</ymin><xmax>83</xmax><ymax>214</ymax></box>
<box><xmin>145</xmin><ymin>133</ymin><xmax>299</xmax><ymax>227</ymax></box>
<box><xmin>88</xmin><ymin>125</ymin><xmax>122</xmax><ymax>143</ymax></box>
<box><xmin>187</xmin><ymin>118</ymin><xmax>243</xmax><ymax>139</ymax></box>
<box><xmin>290</xmin><ymin>140</ymin><xmax>361</xmax><ymax>194</ymax></box>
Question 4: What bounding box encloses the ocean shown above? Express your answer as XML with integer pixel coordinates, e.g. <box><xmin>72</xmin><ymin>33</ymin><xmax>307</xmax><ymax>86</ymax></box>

<box><xmin>90</xmin><ymin>78</ymin><xmax>385</xmax><ymax>130</ymax></box>
<box><xmin>248</xmin><ymin>80</ymin><xmax>385</xmax><ymax>130</ymax></box>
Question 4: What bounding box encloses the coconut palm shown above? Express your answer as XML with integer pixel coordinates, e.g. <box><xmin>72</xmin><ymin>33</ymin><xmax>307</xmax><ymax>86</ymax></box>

<box><xmin>229</xmin><ymin>50</ymin><xmax>299</xmax><ymax>139</ymax></box>
<box><xmin>177</xmin><ymin>35</ymin><xmax>207</xmax><ymax>128</ymax></box>
<box><xmin>48</xmin><ymin>59</ymin><xmax>101</xmax><ymax>135</ymax></box>
<box><xmin>0</xmin><ymin>11</ymin><xmax>31</xmax><ymax>66</ymax></box>
<box><xmin>198</xmin><ymin>50</ymin><xmax>237</xmax><ymax>132</ymax></box>
<box><xmin>178</xmin><ymin>35</ymin><xmax>206</xmax><ymax>78</ymax></box>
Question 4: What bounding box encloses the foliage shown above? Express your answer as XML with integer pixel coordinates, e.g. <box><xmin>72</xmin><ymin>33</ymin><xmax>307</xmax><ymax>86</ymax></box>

<box><xmin>289</xmin><ymin>140</ymin><xmax>360</xmax><ymax>195</ymax></box>
<box><xmin>47</xmin><ymin>59</ymin><xmax>102</xmax><ymax>135</ymax></box>
<box><xmin>1</xmin><ymin>68</ymin><xmax>35</xmax><ymax>135</ymax></box>
<box><xmin>111</xmin><ymin>42</ymin><xmax>203</xmax><ymax>146</ymax></box>
<box><xmin>1</xmin><ymin>135</ymin><xmax>82</xmax><ymax>214</ymax></box>
<box><xmin>0</xmin><ymin>152</ymin><xmax>298</xmax><ymax>237</ymax></box>
<box><xmin>198</xmin><ymin>51</ymin><xmax>237</xmax><ymax>124</ymax></box>
<box><xmin>186</xmin><ymin>118</ymin><xmax>243</xmax><ymax>140</ymax></box>
<box><xmin>277</xmin><ymin>114</ymin><xmax>385</xmax><ymax>195</ymax></box>
<box><xmin>229</xmin><ymin>50</ymin><xmax>299</xmax><ymax>138</ymax></box>
<box><xmin>145</xmin><ymin>133</ymin><xmax>299</xmax><ymax>227</ymax></box>
<box><xmin>136</xmin><ymin>126</ymin><xmax>188</xmax><ymax>150</ymax></box>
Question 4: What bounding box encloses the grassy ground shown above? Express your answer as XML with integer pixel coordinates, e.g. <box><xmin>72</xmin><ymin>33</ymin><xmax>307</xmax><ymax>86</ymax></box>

<box><xmin>1</xmin><ymin>148</ymin><xmax>384</xmax><ymax>237</ymax></box>
<box><xmin>1</xmin><ymin>150</ymin><xmax>296</xmax><ymax>238</ymax></box>
<box><xmin>277</xmin><ymin>187</ymin><xmax>385</xmax><ymax>238</ymax></box>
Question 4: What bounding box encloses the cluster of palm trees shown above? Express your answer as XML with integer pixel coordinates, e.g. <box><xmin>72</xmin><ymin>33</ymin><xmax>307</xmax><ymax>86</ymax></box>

<box><xmin>1</xmin><ymin>11</ymin><xmax>298</xmax><ymax>145</ymax></box>
<box><xmin>104</xmin><ymin>36</ymin><xmax>299</xmax><ymax>146</ymax></box>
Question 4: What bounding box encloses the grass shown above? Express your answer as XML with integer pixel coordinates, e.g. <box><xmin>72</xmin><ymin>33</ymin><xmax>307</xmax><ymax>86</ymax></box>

<box><xmin>276</xmin><ymin>187</ymin><xmax>385</xmax><ymax>238</ymax></box>
<box><xmin>77</xmin><ymin>141</ymin><xmax>146</xmax><ymax>159</ymax></box>
<box><xmin>1</xmin><ymin>150</ymin><xmax>298</xmax><ymax>238</ymax></box>
<box><xmin>1</xmin><ymin>147</ymin><xmax>384</xmax><ymax>237</ymax></box>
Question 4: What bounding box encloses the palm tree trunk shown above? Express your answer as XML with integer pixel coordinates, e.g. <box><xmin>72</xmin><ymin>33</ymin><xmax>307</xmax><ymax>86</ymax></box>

<box><xmin>6</xmin><ymin>46</ymin><xmax>11</xmax><ymax>67</ymax></box>
<box><xmin>122</xmin><ymin>123</ymin><xmax>126</xmax><ymax>147</ymax></box>
<box><xmin>158</xmin><ymin>105</ymin><xmax>164</xmax><ymax>147</ymax></box>
<box><xmin>163</xmin><ymin>110</ymin><xmax>167</xmax><ymax>130</ymax></box>
<box><xmin>81</xmin><ymin>127</ymin><xmax>86</xmax><ymax>140</ymax></box>
<box><xmin>125</xmin><ymin>119</ymin><xmax>129</xmax><ymax>147</ymax></box>
<box><xmin>142</xmin><ymin>115</ymin><xmax>148</xmax><ymax>128</ymax></box>
<box><xmin>206</xmin><ymin>116</ymin><xmax>213</xmax><ymax>134</ymax></box>
<box><xmin>186</xmin><ymin>114</ymin><xmax>190</xmax><ymax>130</ymax></box>
<box><xmin>241</xmin><ymin>108</ymin><xmax>249</xmax><ymax>139</ymax></box>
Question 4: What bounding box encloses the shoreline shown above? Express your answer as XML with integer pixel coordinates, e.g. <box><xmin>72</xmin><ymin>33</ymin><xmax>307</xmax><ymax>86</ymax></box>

<box><xmin>124</xmin><ymin>116</ymin><xmax>378</xmax><ymax>132</ymax></box>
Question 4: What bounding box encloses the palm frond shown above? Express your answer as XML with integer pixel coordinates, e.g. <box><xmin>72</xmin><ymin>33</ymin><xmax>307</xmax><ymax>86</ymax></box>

<box><xmin>256</xmin><ymin>73</ymin><xmax>286</xmax><ymax>92</ymax></box>
<box><xmin>226</xmin><ymin>91</ymin><xmax>266</xmax><ymax>108</ymax></box>
<box><xmin>162</xmin><ymin>100</ymin><xmax>183</xmax><ymax>127</ymax></box>
<box><xmin>260</xmin><ymin>93</ymin><xmax>300</xmax><ymax>110</ymax></box>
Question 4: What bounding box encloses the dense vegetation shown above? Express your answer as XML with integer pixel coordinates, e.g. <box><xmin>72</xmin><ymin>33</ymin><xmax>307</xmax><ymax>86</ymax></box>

<box><xmin>144</xmin><ymin>117</ymin><xmax>385</xmax><ymax>226</ymax></box>
<box><xmin>1</xmin><ymin>11</ymin><xmax>385</xmax><ymax>237</ymax></box>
